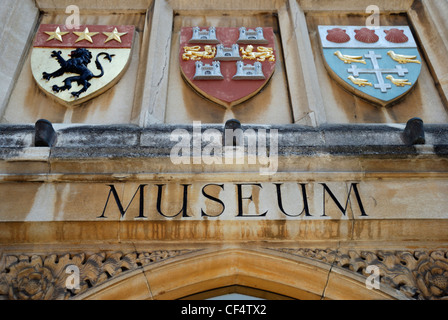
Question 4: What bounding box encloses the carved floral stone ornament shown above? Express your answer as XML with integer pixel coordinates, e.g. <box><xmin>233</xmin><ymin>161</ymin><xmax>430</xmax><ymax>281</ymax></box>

<box><xmin>0</xmin><ymin>250</ymin><xmax>195</xmax><ymax>300</ymax></box>
<box><xmin>414</xmin><ymin>251</ymin><xmax>448</xmax><ymax>299</ymax></box>
<box><xmin>180</xmin><ymin>26</ymin><xmax>276</xmax><ymax>108</ymax></box>
<box><xmin>318</xmin><ymin>25</ymin><xmax>422</xmax><ymax>107</ymax></box>
<box><xmin>1</xmin><ymin>249</ymin><xmax>448</xmax><ymax>300</ymax></box>
<box><xmin>272</xmin><ymin>248</ymin><xmax>448</xmax><ymax>300</ymax></box>
<box><xmin>31</xmin><ymin>24</ymin><xmax>135</xmax><ymax>107</ymax></box>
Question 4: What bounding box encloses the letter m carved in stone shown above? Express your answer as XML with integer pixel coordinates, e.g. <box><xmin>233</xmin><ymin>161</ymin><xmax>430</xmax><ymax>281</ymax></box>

<box><xmin>98</xmin><ymin>184</ymin><xmax>148</xmax><ymax>219</ymax></box>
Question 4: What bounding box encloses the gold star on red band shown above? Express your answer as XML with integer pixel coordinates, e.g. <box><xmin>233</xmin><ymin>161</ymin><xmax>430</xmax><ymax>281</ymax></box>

<box><xmin>73</xmin><ymin>27</ymin><xmax>99</xmax><ymax>43</ymax></box>
<box><xmin>44</xmin><ymin>27</ymin><xmax>69</xmax><ymax>42</ymax></box>
<box><xmin>103</xmin><ymin>28</ymin><xmax>128</xmax><ymax>43</ymax></box>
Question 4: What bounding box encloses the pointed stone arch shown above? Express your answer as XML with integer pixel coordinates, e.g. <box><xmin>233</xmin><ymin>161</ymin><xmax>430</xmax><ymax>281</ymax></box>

<box><xmin>75</xmin><ymin>248</ymin><xmax>405</xmax><ymax>300</ymax></box>
<box><xmin>5</xmin><ymin>247</ymin><xmax>445</xmax><ymax>300</ymax></box>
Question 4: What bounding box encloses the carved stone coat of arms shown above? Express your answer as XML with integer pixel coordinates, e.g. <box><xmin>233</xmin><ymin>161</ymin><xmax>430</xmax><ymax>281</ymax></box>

<box><xmin>319</xmin><ymin>26</ymin><xmax>422</xmax><ymax>107</ymax></box>
<box><xmin>31</xmin><ymin>24</ymin><xmax>135</xmax><ymax>107</ymax></box>
<box><xmin>179</xmin><ymin>27</ymin><xmax>276</xmax><ymax>108</ymax></box>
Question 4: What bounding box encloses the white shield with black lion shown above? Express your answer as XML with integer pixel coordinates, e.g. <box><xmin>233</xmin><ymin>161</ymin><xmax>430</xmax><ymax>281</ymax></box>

<box><xmin>31</xmin><ymin>24</ymin><xmax>135</xmax><ymax>107</ymax></box>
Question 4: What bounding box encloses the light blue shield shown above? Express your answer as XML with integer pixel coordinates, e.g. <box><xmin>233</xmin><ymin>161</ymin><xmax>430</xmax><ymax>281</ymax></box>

<box><xmin>319</xmin><ymin>26</ymin><xmax>422</xmax><ymax>107</ymax></box>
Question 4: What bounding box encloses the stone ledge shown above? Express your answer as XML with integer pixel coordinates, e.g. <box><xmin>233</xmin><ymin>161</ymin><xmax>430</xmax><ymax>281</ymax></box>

<box><xmin>1</xmin><ymin>123</ymin><xmax>447</xmax><ymax>176</ymax></box>
<box><xmin>0</xmin><ymin>123</ymin><xmax>447</xmax><ymax>154</ymax></box>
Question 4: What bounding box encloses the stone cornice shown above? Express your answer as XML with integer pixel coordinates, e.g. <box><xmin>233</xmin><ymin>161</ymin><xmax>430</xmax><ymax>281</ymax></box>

<box><xmin>1</xmin><ymin>123</ymin><xmax>447</xmax><ymax>154</ymax></box>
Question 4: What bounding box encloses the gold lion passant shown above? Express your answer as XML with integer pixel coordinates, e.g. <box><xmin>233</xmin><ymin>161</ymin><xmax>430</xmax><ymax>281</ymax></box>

<box><xmin>182</xmin><ymin>45</ymin><xmax>216</xmax><ymax>61</ymax></box>
<box><xmin>240</xmin><ymin>45</ymin><xmax>275</xmax><ymax>62</ymax></box>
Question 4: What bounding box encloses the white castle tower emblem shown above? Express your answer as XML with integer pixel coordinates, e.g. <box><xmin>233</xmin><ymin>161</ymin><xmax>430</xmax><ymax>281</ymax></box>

<box><xmin>193</xmin><ymin>61</ymin><xmax>224</xmax><ymax>80</ymax></box>
<box><xmin>233</xmin><ymin>61</ymin><xmax>265</xmax><ymax>80</ymax></box>
<box><xmin>214</xmin><ymin>44</ymin><xmax>241</xmax><ymax>61</ymax></box>
<box><xmin>189</xmin><ymin>27</ymin><xmax>219</xmax><ymax>44</ymax></box>
<box><xmin>237</xmin><ymin>27</ymin><xmax>269</xmax><ymax>44</ymax></box>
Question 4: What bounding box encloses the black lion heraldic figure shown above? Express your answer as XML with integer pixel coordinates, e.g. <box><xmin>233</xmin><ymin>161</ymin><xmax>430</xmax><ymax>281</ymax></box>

<box><xmin>42</xmin><ymin>48</ymin><xmax>115</xmax><ymax>98</ymax></box>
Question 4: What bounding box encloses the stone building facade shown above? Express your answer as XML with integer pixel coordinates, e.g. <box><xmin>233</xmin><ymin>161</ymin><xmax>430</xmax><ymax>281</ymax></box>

<box><xmin>0</xmin><ymin>0</ymin><xmax>448</xmax><ymax>300</ymax></box>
